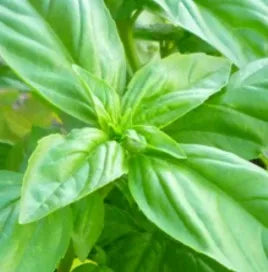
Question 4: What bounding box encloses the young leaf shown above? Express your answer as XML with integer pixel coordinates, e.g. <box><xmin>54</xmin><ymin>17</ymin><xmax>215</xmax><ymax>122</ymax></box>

<box><xmin>166</xmin><ymin>58</ymin><xmax>268</xmax><ymax>160</ymax></box>
<box><xmin>0</xmin><ymin>0</ymin><xmax>126</xmax><ymax>124</ymax></box>
<box><xmin>148</xmin><ymin>0</ymin><xmax>268</xmax><ymax>67</ymax></box>
<box><xmin>20</xmin><ymin>128</ymin><xmax>126</xmax><ymax>223</ymax></box>
<box><xmin>123</xmin><ymin>125</ymin><xmax>186</xmax><ymax>159</ymax></box>
<box><xmin>72</xmin><ymin>193</ymin><xmax>104</xmax><ymax>261</ymax></box>
<box><xmin>129</xmin><ymin>145</ymin><xmax>268</xmax><ymax>271</ymax></box>
<box><xmin>122</xmin><ymin>53</ymin><xmax>231</xmax><ymax>128</ymax></box>
<box><xmin>72</xmin><ymin>65</ymin><xmax>120</xmax><ymax>131</ymax></box>
<box><xmin>0</xmin><ymin>170</ymin><xmax>72</xmax><ymax>272</ymax></box>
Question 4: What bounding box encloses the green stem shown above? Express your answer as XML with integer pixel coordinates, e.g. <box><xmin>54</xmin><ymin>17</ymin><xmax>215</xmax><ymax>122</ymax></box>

<box><xmin>260</xmin><ymin>153</ymin><xmax>268</xmax><ymax>169</ymax></box>
<box><xmin>57</xmin><ymin>244</ymin><xmax>74</xmax><ymax>272</ymax></box>
<box><xmin>117</xmin><ymin>10</ymin><xmax>142</xmax><ymax>74</ymax></box>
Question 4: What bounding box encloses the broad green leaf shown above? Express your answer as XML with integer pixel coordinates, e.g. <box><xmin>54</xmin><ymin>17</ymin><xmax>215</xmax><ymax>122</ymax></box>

<box><xmin>123</xmin><ymin>125</ymin><xmax>186</xmax><ymax>159</ymax></box>
<box><xmin>148</xmin><ymin>0</ymin><xmax>268</xmax><ymax>67</ymax></box>
<box><xmin>0</xmin><ymin>170</ymin><xmax>72</xmax><ymax>272</ymax></box>
<box><xmin>103</xmin><ymin>180</ymin><xmax>231</xmax><ymax>272</ymax></box>
<box><xmin>129</xmin><ymin>145</ymin><xmax>268</xmax><ymax>271</ymax></box>
<box><xmin>122</xmin><ymin>53</ymin><xmax>231</xmax><ymax>128</ymax></box>
<box><xmin>29</xmin><ymin>0</ymin><xmax>126</xmax><ymax>93</ymax></box>
<box><xmin>19</xmin><ymin>128</ymin><xmax>106</xmax><ymax>223</ymax></box>
<box><xmin>166</xmin><ymin>58</ymin><xmax>268</xmax><ymax>160</ymax></box>
<box><xmin>0</xmin><ymin>0</ymin><xmax>125</xmax><ymax>125</ymax></box>
<box><xmin>106</xmin><ymin>232</ymin><xmax>166</xmax><ymax>272</ymax></box>
<box><xmin>106</xmin><ymin>231</ymin><xmax>231</xmax><ymax>272</ymax></box>
<box><xmin>72</xmin><ymin>193</ymin><xmax>104</xmax><ymax>261</ymax></box>
<box><xmin>20</xmin><ymin>128</ymin><xmax>126</xmax><ymax>223</ymax></box>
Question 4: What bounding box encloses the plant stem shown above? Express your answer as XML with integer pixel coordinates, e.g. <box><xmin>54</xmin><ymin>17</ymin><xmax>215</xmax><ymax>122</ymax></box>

<box><xmin>260</xmin><ymin>153</ymin><xmax>268</xmax><ymax>169</ymax></box>
<box><xmin>117</xmin><ymin>10</ymin><xmax>142</xmax><ymax>74</ymax></box>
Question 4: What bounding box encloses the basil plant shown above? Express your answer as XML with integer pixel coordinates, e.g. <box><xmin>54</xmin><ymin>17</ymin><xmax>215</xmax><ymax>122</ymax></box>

<box><xmin>0</xmin><ymin>0</ymin><xmax>267</xmax><ymax>272</ymax></box>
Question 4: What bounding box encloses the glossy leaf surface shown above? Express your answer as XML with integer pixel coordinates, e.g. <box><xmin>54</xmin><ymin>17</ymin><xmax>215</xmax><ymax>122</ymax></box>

<box><xmin>0</xmin><ymin>171</ymin><xmax>72</xmax><ymax>272</ymax></box>
<box><xmin>0</xmin><ymin>0</ymin><xmax>125</xmax><ymax>124</ymax></box>
<box><xmin>166</xmin><ymin>58</ymin><xmax>268</xmax><ymax>159</ymax></box>
<box><xmin>20</xmin><ymin>128</ymin><xmax>126</xmax><ymax>223</ymax></box>
<box><xmin>72</xmin><ymin>65</ymin><xmax>120</xmax><ymax>131</ymax></box>
<box><xmin>106</xmin><ymin>232</ymin><xmax>166</xmax><ymax>272</ymax></box>
<box><xmin>122</xmin><ymin>53</ymin><xmax>231</xmax><ymax>128</ymax></box>
<box><xmin>123</xmin><ymin>125</ymin><xmax>186</xmax><ymax>159</ymax></box>
<box><xmin>29</xmin><ymin>0</ymin><xmax>126</xmax><ymax>92</ymax></box>
<box><xmin>149</xmin><ymin>0</ymin><xmax>268</xmax><ymax>67</ymax></box>
<box><xmin>129</xmin><ymin>145</ymin><xmax>268</xmax><ymax>271</ymax></box>
<box><xmin>72</xmin><ymin>193</ymin><xmax>104</xmax><ymax>261</ymax></box>
<box><xmin>106</xmin><ymin>231</ymin><xmax>231</xmax><ymax>272</ymax></box>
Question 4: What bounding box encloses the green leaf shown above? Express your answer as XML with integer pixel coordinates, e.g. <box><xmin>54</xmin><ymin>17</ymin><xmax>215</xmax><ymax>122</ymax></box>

<box><xmin>72</xmin><ymin>263</ymin><xmax>112</xmax><ymax>272</ymax></box>
<box><xmin>162</xmin><ymin>240</ymin><xmax>232</xmax><ymax>272</ymax></box>
<box><xmin>0</xmin><ymin>66</ymin><xmax>29</xmax><ymax>92</ymax></box>
<box><xmin>123</xmin><ymin>125</ymin><xmax>186</xmax><ymax>159</ymax></box>
<box><xmin>72</xmin><ymin>193</ymin><xmax>104</xmax><ymax>261</ymax></box>
<box><xmin>0</xmin><ymin>170</ymin><xmax>72</xmax><ymax>272</ymax></box>
<box><xmin>20</xmin><ymin>128</ymin><xmax>126</xmax><ymax>223</ymax></box>
<box><xmin>105</xmin><ymin>0</ymin><xmax>143</xmax><ymax>20</ymax></box>
<box><xmin>99</xmin><ymin>204</ymin><xmax>139</xmax><ymax>246</ymax></box>
<box><xmin>106</xmin><ymin>231</ymin><xmax>231</xmax><ymax>272</ymax></box>
<box><xmin>166</xmin><ymin>58</ymin><xmax>268</xmax><ymax>160</ymax></box>
<box><xmin>72</xmin><ymin>65</ymin><xmax>120</xmax><ymax>131</ymax></box>
<box><xmin>72</xmin><ymin>263</ymin><xmax>98</xmax><ymax>272</ymax></box>
<box><xmin>0</xmin><ymin>0</ymin><xmax>125</xmax><ymax>124</ymax></box>
<box><xmin>148</xmin><ymin>0</ymin><xmax>268</xmax><ymax>67</ymax></box>
<box><xmin>106</xmin><ymin>232</ymin><xmax>166</xmax><ymax>272</ymax></box>
<box><xmin>121</xmin><ymin>53</ymin><xmax>231</xmax><ymax>128</ymax></box>
<box><xmin>129</xmin><ymin>145</ymin><xmax>268</xmax><ymax>271</ymax></box>
<box><xmin>29</xmin><ymin>0</ymin><xmax>126</xmax><ymax>92</ymax></box>
<box><xmin>0</xmin><ymin>142</ymin><xmax>11</xmax><ymax>169</ymax></box>
<box><xmin>0</xmin><ymin>90</ymin><xmax>58</xmax><ymax>145</ymax></box>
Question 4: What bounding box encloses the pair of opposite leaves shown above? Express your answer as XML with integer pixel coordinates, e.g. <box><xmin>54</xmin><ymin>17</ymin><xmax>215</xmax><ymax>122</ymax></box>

<box><xmin>0</xmin><ymin>1</ymin><xmax>268</xmax><ymax>272</ymax></box>
<box><xmin>9</xmin><ymin>54</ymin><xmax>268</xmax><ymax>272</ymax></box>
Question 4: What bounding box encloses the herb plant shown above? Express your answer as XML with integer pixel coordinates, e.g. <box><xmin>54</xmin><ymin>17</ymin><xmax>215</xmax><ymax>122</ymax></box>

<box><xmin>0</xmin><ymin>0</ymin><xmax>268</xmax><ymax>272</ymax></box>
